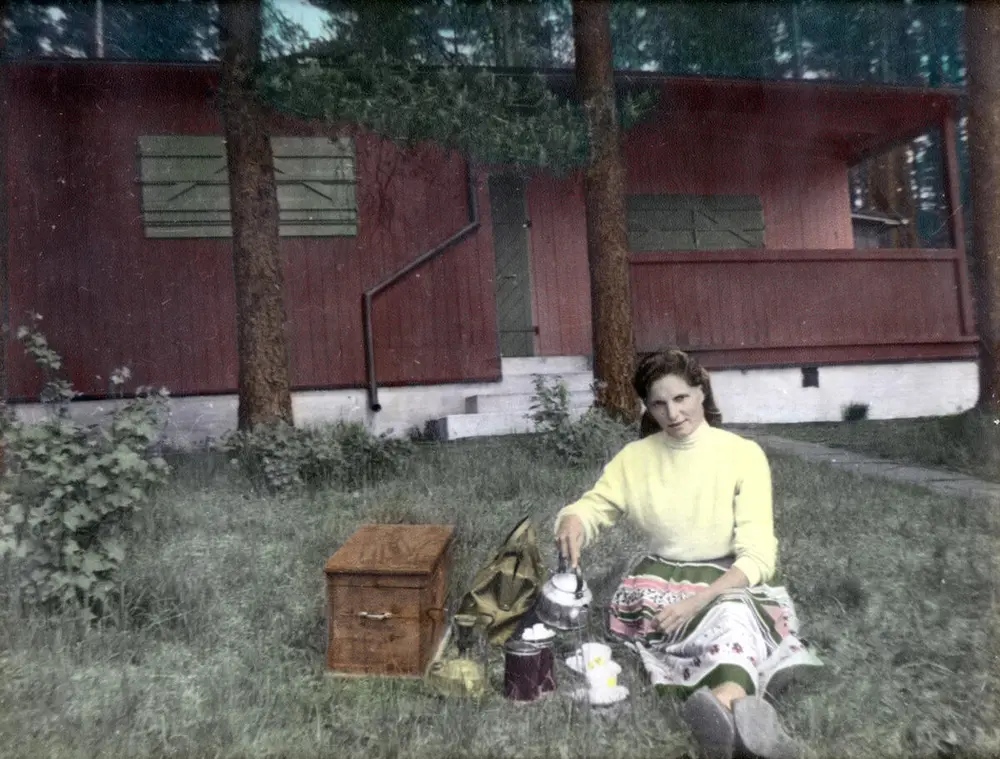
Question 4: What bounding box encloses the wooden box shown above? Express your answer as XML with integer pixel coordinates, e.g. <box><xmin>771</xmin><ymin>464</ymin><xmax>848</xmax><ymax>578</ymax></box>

<box><xmin>324</xmin><ymin>524</ymin><xmax>454</xmax><ymax>677</ymax></box>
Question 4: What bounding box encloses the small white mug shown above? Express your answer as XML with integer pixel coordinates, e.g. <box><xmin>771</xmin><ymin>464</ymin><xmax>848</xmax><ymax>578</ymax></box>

<box><xmin>585</xmin><ymin>661</ymin><xmax>621</xmax><ymax>690</ymax></box>
<box><xmin>579</xmin><ymin>642</ymin><xmax>612</xmax><ymax>670</ymax></box>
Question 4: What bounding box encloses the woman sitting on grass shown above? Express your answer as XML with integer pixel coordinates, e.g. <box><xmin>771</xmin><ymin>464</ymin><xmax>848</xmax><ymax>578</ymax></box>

<box><xmin>554</xmin><ymin>349</ymin><xmax>820</xmax><ymax>759</ymax></box>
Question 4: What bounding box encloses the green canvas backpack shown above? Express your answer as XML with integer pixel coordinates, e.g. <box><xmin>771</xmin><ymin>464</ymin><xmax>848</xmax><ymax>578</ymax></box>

<box><xmin>457</xmin><ymin>517</ymin><xmax>548</xmax><ymax>646</ymax></box>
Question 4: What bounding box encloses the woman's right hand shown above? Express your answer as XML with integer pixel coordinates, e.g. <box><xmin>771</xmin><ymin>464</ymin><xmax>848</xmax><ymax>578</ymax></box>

<box><xmin>555</xmin><ymin>515</ymin><xmax>585</xmax><ymax>568</ymax></box>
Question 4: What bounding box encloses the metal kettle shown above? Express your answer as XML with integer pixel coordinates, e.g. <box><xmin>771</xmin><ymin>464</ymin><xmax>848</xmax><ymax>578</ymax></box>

<box><xmin>534</xmin><ymin>553</ymin><xmax>593</xmax><ymax>631</ymax></box>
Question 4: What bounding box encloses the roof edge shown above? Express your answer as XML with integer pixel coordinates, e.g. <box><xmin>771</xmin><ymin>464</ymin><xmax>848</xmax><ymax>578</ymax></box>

<box><xmin>0</xmin><ymin>56</ymin><xmax>965</xmax><ymax>103</ymax></box>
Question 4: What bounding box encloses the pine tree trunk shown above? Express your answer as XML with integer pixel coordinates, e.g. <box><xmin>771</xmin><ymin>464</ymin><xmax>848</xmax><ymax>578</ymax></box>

<box><xmin>218</xmin><ymin>0</ymin><xmax>294</xmax><ymax>430</ymax></box>
<box><xmin>967</xmin><ymin>3</ymin><xmax>1000</xmax><ymax>412</ymax></box>
<box><xmin>0</xmin><ymin>0</ymin><xmax>8</xmax><ymax>474</ymax></box>
<box><xmin>572</xmin><ymin>0</ymin><xmax>636</xmax><ymax>422</ymax></box>
<box><xmin>493</xmin><ymin>0</ymin><xmax>516</xmax><ymax>66</ymax></box>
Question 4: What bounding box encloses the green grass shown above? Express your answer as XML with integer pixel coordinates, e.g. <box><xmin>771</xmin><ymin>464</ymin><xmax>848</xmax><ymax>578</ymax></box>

<box><xmin>1</xmin><ymin>436</ymin><xmax>999</xmax><ymax>759</ymax></box>
<box><xmin>748</xmin><ymin>408</ymin><xmax>1000</xmax><ymax>484</ymax></box>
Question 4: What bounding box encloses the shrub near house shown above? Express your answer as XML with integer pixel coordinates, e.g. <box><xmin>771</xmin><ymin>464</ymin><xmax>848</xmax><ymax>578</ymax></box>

<box><xmin>529</xmin><ymin>375</ymin><xmax>637</xmax><ymax>467</ymax></box>
<box><xmin>0</xmin><ymin>318</ymin><xmax>170</xmax><ymax>619</ymax></box>
<box><xmin>220</xmin><ymin>421</ymin><xmax>414</xmax><ymax>494</ymax></box>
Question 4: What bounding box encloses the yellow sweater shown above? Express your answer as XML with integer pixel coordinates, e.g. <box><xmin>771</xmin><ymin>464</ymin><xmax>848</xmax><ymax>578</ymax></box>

<box><xmin>554</xmin><ymin>423</ymin><xmax>777</xmax><ymax>586</ymax></box>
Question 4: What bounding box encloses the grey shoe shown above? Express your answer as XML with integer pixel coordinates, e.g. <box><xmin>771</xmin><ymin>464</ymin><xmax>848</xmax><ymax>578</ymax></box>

<box><xmin>681</xmin><ymin>687</ymin><xmax>737</xmax><ymax>759</ymax></box>
<box><xmin>732</xmin><ymin>696</ymin><xmax>799</xmax><ymax>759</ymax></box>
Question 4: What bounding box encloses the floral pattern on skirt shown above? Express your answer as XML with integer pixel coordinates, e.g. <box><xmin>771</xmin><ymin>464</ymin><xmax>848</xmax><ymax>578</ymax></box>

<box><xmin>608</xmin><ymin>556</ymin><xmax>822</xmax><ymax>697</ymax></box>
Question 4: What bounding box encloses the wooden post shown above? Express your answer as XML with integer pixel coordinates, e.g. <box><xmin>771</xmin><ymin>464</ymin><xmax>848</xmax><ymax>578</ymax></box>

<box><xmin>941</xmin><ymin>112</ymin><xmax>975</xmax><ymax>336</ymax></box>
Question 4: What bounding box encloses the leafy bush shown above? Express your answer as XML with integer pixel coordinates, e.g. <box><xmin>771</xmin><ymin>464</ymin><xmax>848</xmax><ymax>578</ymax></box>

<box><xmin>220</xmin><ymin>420</ymin><xmax>414</xmax><ymax>493</ymax></box>
<box><xmin>528</xmin><ymin>375</ymin><xmax>637</xmax><ymax>468</ymax></box>
<box><xmin>0</xmin><ymin>315</ymin><xmax>170</xmax><ymax>618</ymax></box>
<box><xmin>527</xmin><ymin>373</ymin><xmax>573</xmax><ymax>430</ymax></box>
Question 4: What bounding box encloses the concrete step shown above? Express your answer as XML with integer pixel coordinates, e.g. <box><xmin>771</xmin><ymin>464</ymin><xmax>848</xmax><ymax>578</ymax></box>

<box><xmin>500</xmin><ymin>355</ymin><xmax>591</xmax><ymax>376</ymax></box>
<box><xmin>465</xmin><ymin>390</ymin><xmax>594</xmax><ymax>414</ymax></box>
<box><xmin>483</xmin><ymin>371</ymin><xmax>595</xmax><ymax>397</ymax></box>
<box><xmin>430</xmin><ymin>406</ymin><xmax>590</xmax><ymax>441</ymax></box>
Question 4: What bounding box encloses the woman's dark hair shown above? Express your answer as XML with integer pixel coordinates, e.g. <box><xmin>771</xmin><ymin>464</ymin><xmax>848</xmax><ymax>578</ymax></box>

<box><xmin>633</xmin><ymin>349</ymin><xmax>723</xmax><ymax>438</ymax></box>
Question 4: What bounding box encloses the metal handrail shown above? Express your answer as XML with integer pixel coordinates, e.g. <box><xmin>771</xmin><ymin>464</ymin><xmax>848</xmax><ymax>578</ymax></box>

<box><xmin>362</xmin><ymin>161</ymin><xmax>480</xmax><ymax>411</ymax></box>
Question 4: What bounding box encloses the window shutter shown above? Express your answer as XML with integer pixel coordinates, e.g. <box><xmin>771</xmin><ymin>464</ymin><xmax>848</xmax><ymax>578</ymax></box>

<box><xmin>137</xmin><ymin>135</ymin><xmax>357</xmax><ymax>238</ymax></box>
<box><xmin>627</xmin><ymin>194</ymin><xmax>764</xmax><ymax>251</ymax></box>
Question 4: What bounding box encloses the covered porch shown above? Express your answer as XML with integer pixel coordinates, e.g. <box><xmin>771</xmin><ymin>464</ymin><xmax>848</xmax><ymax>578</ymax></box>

<box><xmin>615</xmin><ymin>74</ymin><xmax>974</xmax><ymax>368</ymax></box>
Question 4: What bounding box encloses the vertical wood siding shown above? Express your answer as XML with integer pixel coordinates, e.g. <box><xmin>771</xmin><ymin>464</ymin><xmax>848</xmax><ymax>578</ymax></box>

<box><xmin>526</xmin><ymin>172</ymin><xmax>591</xmax><ymax>357</ymax></box>
<box><xmin>6</xmin><ymin>64</ymin><xmax>499</xmax><ymax>400</ymax></box>
<box><xmin>6</xmin><ymin>64</ymin><xmax>973</xmax><ymax>400</ymax></box>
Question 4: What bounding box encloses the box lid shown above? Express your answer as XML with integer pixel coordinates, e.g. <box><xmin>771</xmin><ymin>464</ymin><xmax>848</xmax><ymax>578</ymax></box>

<box><xmin>325</xmin><ymin>524</ymin><xmax>454</xmax><ymax>576</ymax></box>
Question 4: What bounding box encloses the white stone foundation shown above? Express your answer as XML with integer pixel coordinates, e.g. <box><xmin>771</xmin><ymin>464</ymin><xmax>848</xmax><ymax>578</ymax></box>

<box><xmin>8</xmin><ymin>356</ymin><xmax>595</xmax><ymax>448</ymax></box>
<box><xmin>710</xmin><ymin>360</ymin><xmax>979</xmax><ymax>424</ymax></box>
<box><xmin>12</xmin><ymin>381</ymin><xmax>517</xmax><ymax>449</ymax></box>
<box><xmin>8</xmin><ymin>359</ymin><xmax>979</xmax><ymax>448</ymax></box>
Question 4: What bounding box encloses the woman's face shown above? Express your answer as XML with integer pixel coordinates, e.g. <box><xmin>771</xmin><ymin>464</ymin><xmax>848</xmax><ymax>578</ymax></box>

<box><xmin>646</xmin><ymin>373</ymin><xmax>705</xmax><ymax>440</ymax></box>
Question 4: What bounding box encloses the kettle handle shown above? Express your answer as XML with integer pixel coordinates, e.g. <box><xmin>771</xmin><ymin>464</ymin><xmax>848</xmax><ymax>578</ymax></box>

<box><xmin>557</xmin><ymin>551</ymin><xmax>586</xmax><ymax>598</ymax></box>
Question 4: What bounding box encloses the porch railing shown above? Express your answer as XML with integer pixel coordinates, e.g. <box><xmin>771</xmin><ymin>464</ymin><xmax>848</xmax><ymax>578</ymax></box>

<box><xmin>628</xmin><ymin>247</ymin><xmax>977</xmax><ymax>367</ymax></box>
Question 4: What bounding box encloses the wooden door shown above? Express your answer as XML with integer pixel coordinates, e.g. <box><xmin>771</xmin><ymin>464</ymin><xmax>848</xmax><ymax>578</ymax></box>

<box><xmin>489</xmin><ymin>175</ymin><xmax>535</xmax><ymax>357</ymax></box>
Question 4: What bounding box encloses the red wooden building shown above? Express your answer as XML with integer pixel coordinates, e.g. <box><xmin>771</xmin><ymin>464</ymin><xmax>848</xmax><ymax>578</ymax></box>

<box><xmin>2</xmin><ymin>60</ymin><xmax>977</xmax><ymax>435</ymax></box>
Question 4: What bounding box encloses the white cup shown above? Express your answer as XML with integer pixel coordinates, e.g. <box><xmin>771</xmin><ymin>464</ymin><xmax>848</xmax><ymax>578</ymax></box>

<box><xmin>585</xmin><ymin>661</ymin><xmax>621</xmax><ymax>690</ymax></box>
<box><xmin>579</xmin><ymin>643</ymin><xmax>612</xmax><ymax>670</ymax></box>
